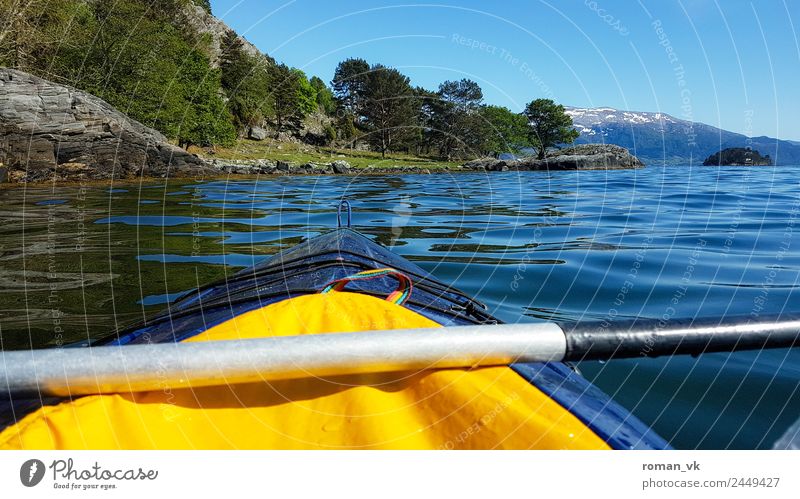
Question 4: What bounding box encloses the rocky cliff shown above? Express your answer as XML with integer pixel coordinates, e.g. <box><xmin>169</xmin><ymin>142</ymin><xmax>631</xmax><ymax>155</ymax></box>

<box><xmin>463</xmin><ymin>144</ymin><xmax>644</xmax><ymax>172</ymax></box>
<box><xmin>0</xmin><ymin>68</ymin><xmax>210</xmax><ymax>182</ymax></box>
<box><xmin>181</xmin><ymin>4</ymin><xmax>269</xmax><ymax>67</ymax></box>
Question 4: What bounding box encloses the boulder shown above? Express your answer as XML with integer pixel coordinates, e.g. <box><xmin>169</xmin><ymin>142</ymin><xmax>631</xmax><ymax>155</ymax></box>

<box><xmin>330</xmin><ymin>160</ymin><xmax>351</xmax><ymax>174</ymax></box>
<box><xmin>0</xmin><ymin>68</ymin><xmax>210</xmax><ymax>182</ymax></box>
<box><xmin>462</xmin><ymin>158</ymin><xmax>496</xmax><ymax>171</ymax></box>
<box><xmin>276</xmin><ymin>160</ymin><xmax>291</xmax><ymax>172</ymax></box>
<box><xmin>462</xmin><ymin>157</ymin><xmax>511</xmax><ymax>171</ymax></box>
<box><xmin>247</xmin><ymin>126</ymin><xmax>268</xmax><ymax>141</ymax></box>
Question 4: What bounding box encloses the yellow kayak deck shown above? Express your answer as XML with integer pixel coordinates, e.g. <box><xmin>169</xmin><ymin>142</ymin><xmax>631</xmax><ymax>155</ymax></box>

<box><xmin>0</xmin><ymin>292</ymin><xmax>608</xmax><ymax>450</ymax></box>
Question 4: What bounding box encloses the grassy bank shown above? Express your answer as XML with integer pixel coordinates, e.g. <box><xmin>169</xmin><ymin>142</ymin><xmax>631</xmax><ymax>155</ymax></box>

<box><xmin>194</xmin><ymin>139</ymin><xmax>462</xmax><ymax>170</ymax></box>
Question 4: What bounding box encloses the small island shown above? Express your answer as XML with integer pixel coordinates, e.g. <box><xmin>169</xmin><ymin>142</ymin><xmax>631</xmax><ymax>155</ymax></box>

<box><xmin>703</xmin><ymin>148</ymin><xmax>773</xmax><ymax>166</ymax></box>
<box><xmin>463</xmin><ymin>144</ymin><xmax>644</xmax><ymax>171</ymax></box>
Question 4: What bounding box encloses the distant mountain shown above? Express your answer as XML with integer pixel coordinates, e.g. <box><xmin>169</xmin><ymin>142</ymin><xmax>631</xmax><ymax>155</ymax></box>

<box><xmin>565</xmin><ymin>106</ymin><xmax>800</xmax><ymax>166</ymax></box>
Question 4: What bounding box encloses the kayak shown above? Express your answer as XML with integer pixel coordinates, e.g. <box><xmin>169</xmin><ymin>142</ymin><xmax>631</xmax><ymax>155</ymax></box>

<box><xmin>0</xmin><ymin>216</ymin><xmax>670</xmax><ymax>449</ymax></box>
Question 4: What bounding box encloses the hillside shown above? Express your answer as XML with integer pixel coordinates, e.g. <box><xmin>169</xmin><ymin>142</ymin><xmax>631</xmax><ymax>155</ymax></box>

<box><xmin>566</xmin><ymin>107</ymin><xmax>800</xmax><ymax>166</ymax></box>
<box><xmin>0</xmin><ymin>0</ymin><xmax>332</xmax><ymax>150</ymax></box>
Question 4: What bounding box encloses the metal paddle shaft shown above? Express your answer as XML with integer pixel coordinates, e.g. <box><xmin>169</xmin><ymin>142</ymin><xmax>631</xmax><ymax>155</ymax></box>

<box><xmin>1</xmin><ymin>315</ymin><xmax>799</xmax><ymax>397</ymax></box>
<box><xmin>1</xmin><ymin>323</ymin><xmax>566</xmax><ymax>397</ymax></box>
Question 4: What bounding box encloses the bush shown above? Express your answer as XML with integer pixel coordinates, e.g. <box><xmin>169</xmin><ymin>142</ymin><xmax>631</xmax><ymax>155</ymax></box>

<box><xmin>324</xmin><ymin>124</ymin><xmax>337</xmax><ymax>144</ymax></box>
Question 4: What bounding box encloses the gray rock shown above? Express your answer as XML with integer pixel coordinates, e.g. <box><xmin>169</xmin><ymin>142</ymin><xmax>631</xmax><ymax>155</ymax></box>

<box><xmin>461</xmin><ymin>145</ymin><xmax>644</xmax><ymax>172</ymax></box>
<box><xmin>275</xmin><ymin>131</ymin><xmax>297</xmax><ymax>143</ymax></box>
<box><xmin>462</xmin><ymin>158</ymin><xmax>489</xmax><ymax>170</ymax></box>
<box><xmin>276</xmin><ymin>160</ymin><xmax>291</xmax><ymax>172</ymax></box>
<box><xmin>462</xmin><ymin>157</ymin><xmax>507</xmax><ymax>171</ymax></box>
<box><xmin>180</xmin><ymin>4</ymin><xmax>266</xmax><ymax>68</ymax></box>
<box><xmin>330</xmin><ymin>160</ymin><xmax>351</xmax><ymax>174</ymax></box>
<box><xmin>519</xmin><ymin>144</ymin><xmax>644</xmax><ymax>170</ymax></box>
<box><xmin>0</xmin><ymin>68</ymin><xmax>210</xmax><ymax>182</ymax></box>
<box><xmin>247</xmin><ymin>126</ymin><xmax>268</xmax><ymax>141</ymax></box>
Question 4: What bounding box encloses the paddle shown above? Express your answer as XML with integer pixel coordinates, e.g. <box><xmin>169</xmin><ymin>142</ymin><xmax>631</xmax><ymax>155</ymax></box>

<box><xmin>2</xmin><ymin>314</ymin><xmax>798</xmax><ymax>397</ymax></box>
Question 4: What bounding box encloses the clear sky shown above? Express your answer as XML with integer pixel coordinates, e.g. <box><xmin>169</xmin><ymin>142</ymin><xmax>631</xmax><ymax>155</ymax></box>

<box><xmin>210</xmin><ymin>0</ymin><xmax>800</xmax><ymax>140</ymax></box>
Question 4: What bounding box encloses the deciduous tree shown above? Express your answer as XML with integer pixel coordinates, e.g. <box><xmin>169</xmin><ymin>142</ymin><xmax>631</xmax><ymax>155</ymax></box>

<box><xmin>480</xmin><ymin>105</ymin><xmax>532</xmax><ymax>155</ymax></box>
<box><xmin>523</xmin><ymin>99</ymin><xmax>579</xmax><ymax>159</ymax></box>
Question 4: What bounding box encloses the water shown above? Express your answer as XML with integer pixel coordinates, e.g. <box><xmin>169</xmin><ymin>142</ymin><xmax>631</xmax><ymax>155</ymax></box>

<box><xmin>1</xmin><ymin>166</ymin><xmax>799</xmax><ymax>449</ymax></box>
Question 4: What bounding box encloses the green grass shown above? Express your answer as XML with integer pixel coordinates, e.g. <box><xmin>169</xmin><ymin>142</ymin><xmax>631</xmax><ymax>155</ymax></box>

<box><xmin>197</xmin><ymin>139</ymin><xmax>462</xmax><ymax>170</ymax></box>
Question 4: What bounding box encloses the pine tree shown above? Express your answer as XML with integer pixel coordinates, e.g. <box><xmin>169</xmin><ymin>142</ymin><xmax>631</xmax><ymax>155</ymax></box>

<box><xmin>361</xmin><ymin>65</ymin><xmax>416</xmax><ymax>158</ymax></box>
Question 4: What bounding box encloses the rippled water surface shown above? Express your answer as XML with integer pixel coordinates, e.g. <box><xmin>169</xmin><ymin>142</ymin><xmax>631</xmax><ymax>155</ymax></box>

<box><xmin>1</xmin><ymin>166</ymin><xmax>799</xmax><ymax>449</ymax></box>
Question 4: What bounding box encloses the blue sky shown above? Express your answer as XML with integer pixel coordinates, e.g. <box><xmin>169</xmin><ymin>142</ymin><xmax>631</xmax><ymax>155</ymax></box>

<box><xmin>210</xmin><ymin>0</ymin><xmax>800</xmax><ymax>140</ymax></box>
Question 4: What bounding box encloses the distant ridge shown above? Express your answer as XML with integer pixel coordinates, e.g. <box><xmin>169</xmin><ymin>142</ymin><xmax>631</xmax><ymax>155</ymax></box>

<box><xmin>565</xmin><ymin>106</ymin><xmax>800</xmax><ymax>166</ymax></box>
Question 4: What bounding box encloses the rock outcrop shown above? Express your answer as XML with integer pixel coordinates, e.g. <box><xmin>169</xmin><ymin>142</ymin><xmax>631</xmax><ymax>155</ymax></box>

<box><xmin>181</xmin><ymin>4</ymin><xmax>266</xmax><ymax>67</ymax></box>
<box><xmin>0</xmin><ymin>68</ymin><xmax>210</xmax><ymax>182</ymax></box>
<box><xmin>463</xmin><ymin>144</ymin><xmax>644</xmax><ymax>171</ymax></box>
<box><xmin>702</xmin><ymin>147</ymin><xmax>773</xmax><ymax>166</ymax></box>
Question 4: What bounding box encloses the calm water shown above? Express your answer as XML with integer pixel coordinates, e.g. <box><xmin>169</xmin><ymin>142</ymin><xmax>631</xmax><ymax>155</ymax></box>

<box><xmin>1</xmin><ymin>166</ymin><xmax>799</xmax><ymax>449</ymax></box>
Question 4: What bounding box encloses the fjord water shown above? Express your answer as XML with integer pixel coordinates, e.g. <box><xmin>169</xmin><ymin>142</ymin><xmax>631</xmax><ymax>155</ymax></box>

<box><xmin>1</xmin><ymin>166</ymin><xmax>798</xmax><ymax>449</ymax></box>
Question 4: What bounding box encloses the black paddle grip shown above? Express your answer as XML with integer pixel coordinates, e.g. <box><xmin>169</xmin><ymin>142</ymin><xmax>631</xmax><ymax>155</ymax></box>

<box><xmin>558</xmin><ymin>314</ymin><xmax>800</xmax><ymax>361</ymax></box>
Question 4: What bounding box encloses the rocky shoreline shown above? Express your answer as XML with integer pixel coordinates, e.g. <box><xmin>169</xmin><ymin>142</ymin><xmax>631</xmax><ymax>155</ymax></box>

<box><xmin>207</xmin><ymin>158</ymin><xmax>441</xmax><ymax>176</ymax></box>
<box><xmin>1</xmin><ymin>68</ymin><xmax>645</xmax><ymax>183</ymax></box>
<box><xmin>205</xmin><ymin>143</ymin><xmax>645</xmax><ymax>177</ymax></box>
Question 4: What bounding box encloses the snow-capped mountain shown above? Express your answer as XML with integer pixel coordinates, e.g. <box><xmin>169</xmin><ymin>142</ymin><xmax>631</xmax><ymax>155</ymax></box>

<box><xmin>565</xmin><ymin>106</ymin><xmax>800</xmax><ymax>166</ymax></box>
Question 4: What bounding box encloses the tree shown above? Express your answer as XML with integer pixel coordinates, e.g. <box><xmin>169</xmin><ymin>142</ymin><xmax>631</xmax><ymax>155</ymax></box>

<box><xmin>361</xmin><ymin>65</ymin><xmax>416</xmax><ymax>158</ymax></box>
<box><xmin>480</xmin><ymin>105</ymin><xmax>532</xmax><ymax>155</ymax></box>
<box><xmin>331</xmin><ymin>57</ymin><xmax>370</xmax><ymax>114</ymax></box>
<box><xmin>0</xmin><ymin>0</ymin><xmax>91</xmax><ymax>69</ymax></box>
<box><xmin>1</xmin><ymin>0</ymin><xmax>238</xmax><ymax>147</ymax></box>
<box><xmin>523</xmin><ymin>99</ymin><xmax>579</xmax><ymax>159</ymax></box>
<box><xmin>438</xmin><ymin>79</ymin><xmax>483</xmax><ymax>111</ymax></box>
<box><xmin>335</xmin><ymin>111</ymin><xmax>359</xmax><ymax>147</ymax></box>
<box><xmin>176</xmin><ymin>51</ymin><xmax>236</xmax><ymax>148</ymax></box>
<box><xmin>219</xmin><ymin>30</ymin><xmax>272</xmax><ymax>131</ymax></box>
<box><xmin>268</xmin><ymin>63</ymin><xmax>301</xmax><ymax>132</ymax></box>
<box><xmin>292</xmin><ymin>69</ymin><xmax>318</xmax><ymax>116</ymax></box>
<box><xmin>310</xmin><ymin>76</ymin><xmax>335</xmax><ymax>115</ymax></box>
<box><xmin>427</xmin><ymin>79</ymin><xmax>486</xmax><ymax>159</ymax></box>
